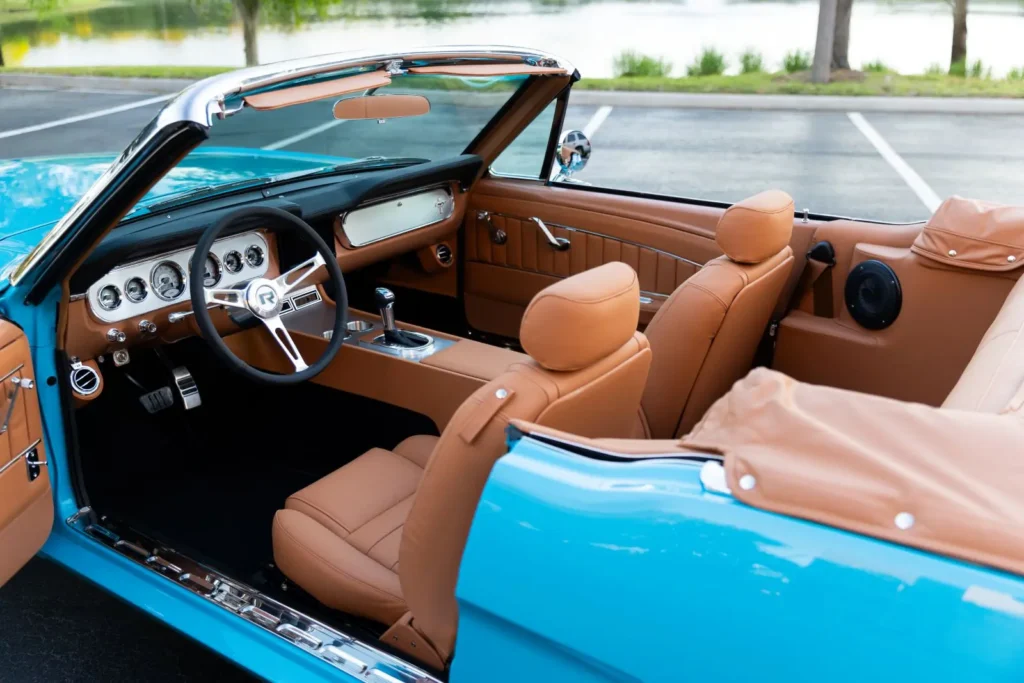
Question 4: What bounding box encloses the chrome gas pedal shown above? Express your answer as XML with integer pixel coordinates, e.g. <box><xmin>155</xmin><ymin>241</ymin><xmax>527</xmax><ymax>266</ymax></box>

<box><xmin>172</xmin><ymin>366</ymin><xmax>201</xmax><ymax>410</ymax></box>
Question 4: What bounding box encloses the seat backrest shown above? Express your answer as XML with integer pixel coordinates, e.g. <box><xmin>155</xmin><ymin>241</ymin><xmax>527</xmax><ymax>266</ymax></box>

<box><xmin>641</xmin><ymin>191</ymin><xmax>795</xmax><ymax>439</ymax></box>
<box><xmin>399</xmin><ymin>262</ymin><xmax>652</xmax><ymax>659</ymax></box>
<box><xmin>943</xmin><ymin>271</ymin><xmax>1024</xmax><ymax>413</ymax></box>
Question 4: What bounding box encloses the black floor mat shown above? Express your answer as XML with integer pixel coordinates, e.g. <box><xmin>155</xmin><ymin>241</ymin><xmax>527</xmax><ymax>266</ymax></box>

<box><xmin>77</xmin><ymin>339</ymin><xmax>437</xmax><ymax>585</ymax></box>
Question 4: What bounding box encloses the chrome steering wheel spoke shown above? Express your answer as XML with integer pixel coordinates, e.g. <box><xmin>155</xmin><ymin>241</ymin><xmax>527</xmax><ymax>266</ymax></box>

<box><xmin>275</xmin><ymin>252</ymin><xmax>326</xmax><ymax>295</ymax></box>
<box><xmin>205</xmin><ymin>288</ymin><xmax>248</xmax><ymax>309</ymax></box>
<box><xmin>261</xmin><ymin>314</ymin><xmax>308</xmax><ymax>372</ymax></box>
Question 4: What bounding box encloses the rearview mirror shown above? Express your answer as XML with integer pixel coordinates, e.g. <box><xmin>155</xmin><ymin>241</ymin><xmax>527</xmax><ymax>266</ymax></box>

<box><xmin>554</xmin><ymin>129</ymin><xmax>591</xmax><ymax>180</ymax></box>
<box><xmin>333</xmin><ymin>94</ymin><xmax>430</xmax><ymax>121</ymax></box>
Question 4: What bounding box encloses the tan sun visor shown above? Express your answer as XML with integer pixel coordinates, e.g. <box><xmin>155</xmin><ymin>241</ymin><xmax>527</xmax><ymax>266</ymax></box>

<box><xmin>681</xmin><ymin>368</ymin><xmax>1024</xmax><ymax>577</ymax></box>
<box><xmin>911</xmin><ymin>196</ymin><xmax>1024</xmax><ymax>271</ymax></box>
<box><xmin>244</xmin><ymin>71</ymin><xmax>392</xmax><ymax>111</ymax></box>
<box><xmin>406</xmin><ymin>64</ymin><xmax>567</xmax><ymax>77</ymax></box>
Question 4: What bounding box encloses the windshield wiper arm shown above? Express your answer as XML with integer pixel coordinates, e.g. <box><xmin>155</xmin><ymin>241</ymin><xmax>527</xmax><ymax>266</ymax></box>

<box><xmin>323</xmin><ymin>156</ymin><xmax>429</xmax><ymax>176</ymax></box>
<box><xmin>142</xmin><ymin>177</ymin><xmax>273</xmax><ymax>213</ymax></box>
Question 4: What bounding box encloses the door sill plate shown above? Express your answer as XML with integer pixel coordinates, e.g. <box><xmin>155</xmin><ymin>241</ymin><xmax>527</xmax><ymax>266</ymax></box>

<box><xmin>66</xmin><ymin>508</ymin><xmax>438</xmax><ymax>683</ymax></box>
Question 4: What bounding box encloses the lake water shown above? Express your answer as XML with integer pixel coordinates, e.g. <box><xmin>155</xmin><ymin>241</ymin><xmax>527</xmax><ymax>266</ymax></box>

<box><xmin>3</xmin><ymin>0</ymin><xmax>1024</xmax><ymax>78</ymax></box>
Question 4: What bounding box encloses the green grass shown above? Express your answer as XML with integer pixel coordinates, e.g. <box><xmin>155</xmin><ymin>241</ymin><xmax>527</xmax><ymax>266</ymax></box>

<box><xmin>612</xmin><ymin>50</ymin><xmax>672</xmax><ymax>78</ymax></box>
<box><xmin>4</xmin><ymin>65</ymin><xmax>1024</xmax><ymax>98</ymax></box>
<box><xmin>862</xmin><ymin>60</ymin><xmax>893</xmax><ymax>74</ymax></box>
<box><xmin>0</xmin><ymin>0</ymin><xmax>121</xmax><ymax>26</ymax></box>
<box><xmin>686</xmin><ymin>47</ymin><xmax>727</xmax><ymax>77</ymax></box>
<box><xmin>739</xmin><ymin>50</ymin><xmax>764</xmax><ymax>75</ymax></box>
<box><xmin>782</xmin><ymin>50</ymin><xmax>812</xmax><ymax>74</ymax></box>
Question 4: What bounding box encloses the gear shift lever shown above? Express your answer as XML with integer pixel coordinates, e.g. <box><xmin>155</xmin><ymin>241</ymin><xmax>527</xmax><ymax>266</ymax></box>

<box><xmin>374</xmin><ymin>287</ymin><xmax>427</xmax><ymax>348</ymax></box>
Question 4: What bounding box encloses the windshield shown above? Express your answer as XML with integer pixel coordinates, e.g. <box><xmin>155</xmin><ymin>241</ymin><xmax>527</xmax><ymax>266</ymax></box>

<box><xmin>123</xmin><ymin>72</ymin><xmax>529</xmax><ymax>219</ymax></box>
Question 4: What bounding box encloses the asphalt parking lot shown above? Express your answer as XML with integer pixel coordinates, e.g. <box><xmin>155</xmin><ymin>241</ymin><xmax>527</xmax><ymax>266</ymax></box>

<box><xmin>3</xmin><ymin>85</ymin><xmax>1024</xmax><ymax>223</ymax></box>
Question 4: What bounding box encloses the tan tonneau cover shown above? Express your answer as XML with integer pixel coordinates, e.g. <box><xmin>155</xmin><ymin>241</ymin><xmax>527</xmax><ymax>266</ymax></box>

<box><xmin>682</xmin><ymin>368</ymin><xmax>1024</xmax><ymax>576</ymax></box>
<box><xmin>912</xmin><ymin>196</ymin><xmax>1024</xmax><ymax>271</ymax></box>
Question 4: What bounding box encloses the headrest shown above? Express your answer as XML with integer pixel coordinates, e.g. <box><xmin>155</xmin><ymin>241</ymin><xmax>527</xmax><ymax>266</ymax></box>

<box><xmin>716</xmin><ymin>190</ymin><xmax>794</xmax><ymax>264</ymax></box>
<box><xmin>520</xmin><ymin>262</ymin><xmax>640</xmax><ymax>372</ymax></box>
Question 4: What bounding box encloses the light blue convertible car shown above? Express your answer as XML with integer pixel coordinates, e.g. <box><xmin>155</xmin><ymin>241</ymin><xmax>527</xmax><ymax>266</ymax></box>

<box><xmin>1</xmin><ymin>47</ymin><xmax>1023</xmax><ymax>683</ymax></box>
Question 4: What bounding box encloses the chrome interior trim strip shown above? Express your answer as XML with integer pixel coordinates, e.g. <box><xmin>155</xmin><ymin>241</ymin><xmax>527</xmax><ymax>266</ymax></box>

<box><xmin>66</xmin><ymin>516</ymin><xmax>440</xmax><ymax>683</ymax></box>
<box><xmin>479</xmin><ymin>211</ymin><xmax>707</xmax><ymax>269</ymax></box>
<box><xmin>0</xmin><ymin>439</ymin><xmax>43</xmax><ymax>476</ymax></box>
<box><xmin>0</xmin><ymin>363</ymin><xmax>26</xmax><ymax>384</ymax></box>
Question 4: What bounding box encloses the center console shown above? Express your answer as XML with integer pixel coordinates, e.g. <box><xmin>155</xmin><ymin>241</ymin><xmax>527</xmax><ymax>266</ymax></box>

<box><xmin>225</xmin><ymin>284</ymin><xmax>526</xmax><ymax>430</ymax></box>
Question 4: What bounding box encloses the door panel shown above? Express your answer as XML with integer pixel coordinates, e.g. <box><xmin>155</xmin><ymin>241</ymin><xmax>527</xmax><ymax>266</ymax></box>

<box><xmin>464</xmin><ymin>178</ymin><xmax>724</xmax><ymax>337</ymax></box>
<box><xmin>774</xmin><ymin>219</ymin><xmax>1020</xmax><ymax>406</ymax></box>
<box><xmin>0</xmin><ymin>321</ymin><xmax>52</xmax><ymax>587</ymax></box>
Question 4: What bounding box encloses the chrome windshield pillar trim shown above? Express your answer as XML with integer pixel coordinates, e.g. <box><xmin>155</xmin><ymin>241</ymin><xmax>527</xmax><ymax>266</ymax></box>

<box><xmin>11</xmin><ymin>46</ymin><xmax>574</xmax><ymax>289</ymax></box>
<box><xmin>66</xmin><ymin>515</ymin><xmax>440</xmax><ymax>683</ymax></box>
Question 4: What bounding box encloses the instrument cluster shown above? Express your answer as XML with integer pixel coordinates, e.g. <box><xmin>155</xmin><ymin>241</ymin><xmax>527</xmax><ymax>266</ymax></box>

<box><xmin>87</xmin><ymin>231</ymin><xmax>270</xmax><ymax>323</ymax></box>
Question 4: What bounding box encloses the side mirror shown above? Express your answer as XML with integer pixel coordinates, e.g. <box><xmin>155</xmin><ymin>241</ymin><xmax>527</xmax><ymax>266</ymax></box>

<box><xmin>553</xmin><ymin>129</ymin><xmax>591</xmax><ymax>180</ymax></box>
<box><xmin>333</xmin><ymin>94</ymin><xmax>430</xmax><ymax>121</ymax></box>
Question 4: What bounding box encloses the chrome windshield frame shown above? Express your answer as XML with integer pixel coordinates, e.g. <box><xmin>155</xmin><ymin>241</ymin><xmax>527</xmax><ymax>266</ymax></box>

<box><xmin>10</xmin><ymin>45</ymin><xmax>575</xmax><ymax>289</ymax></box>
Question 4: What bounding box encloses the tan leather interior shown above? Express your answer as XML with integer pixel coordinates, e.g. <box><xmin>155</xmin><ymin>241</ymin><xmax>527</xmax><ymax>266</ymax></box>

<box><xmin>333</xmin><ymin>94</ymin><xmax>430</xmax><ymax>121</ymax></box>
<box><xmin>244</xmin><ymin>71</ymin><xmax>392</xmax><ymax>110</ymax></box>
<box><xmin>774</xmin><ymin>215</ymin><xmax>1020</xmax><ymax>406</ymax></box>
<box><xmin>641</xmin><ymin>192</ymin><xmax>795</xmax><ymax>438</ymax></box>
<box><xmin>272</xmin><ymin>264</ymin><xmax>652</xmax><ymax>665</ymax></box>
<box><xmin>912</xmin><ymin>196</ymin><xmax>1024</xmax><ymax>272</ymax></box>
<box><xmin>0</xmin><ymin>322</ymin><xmax>52</xmax><ymax>588</ymax></box>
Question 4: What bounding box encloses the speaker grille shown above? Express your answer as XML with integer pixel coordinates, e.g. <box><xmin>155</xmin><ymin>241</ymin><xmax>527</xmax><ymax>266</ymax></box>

<box><xmin>435</xmin><ymin>244</ymin><xmax>453</xmax><ymax>266</ymax></box>
<box><xmin>70</xmin><ymin>364</ymin><xmax>100</xmax><ymax>396</ymax></box>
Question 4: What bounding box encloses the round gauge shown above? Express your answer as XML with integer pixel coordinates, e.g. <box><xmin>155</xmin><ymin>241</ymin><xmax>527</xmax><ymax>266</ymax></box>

<box><xmin>203</xmin><ymin>253</ymin><xmax>221</xmax><ymax>288</ymax></box>
<box><xmin>97</xmin><ymin>285</ymin><xmax>122</xmax><ymax>311</ymax></box>
<box><xmin>244</xmin><ymin>245</ymin><xmax>265</xmax><ymax>268</ymax></box>
<box><xmin>151</xmin><ymin>261</ymin><xmax>186</xmax><ymax>301</ymax></box>
<box><xmin>223</xmin><ymin>250</ymin><xmax>243</xmax><ymax>274</ymax></box>
<box><xmin>124</xmin><ymin>277</ymin><xmax>148</xmax><ymax>303</ymax></box>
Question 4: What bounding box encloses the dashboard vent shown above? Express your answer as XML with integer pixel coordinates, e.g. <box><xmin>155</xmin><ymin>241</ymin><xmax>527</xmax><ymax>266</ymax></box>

<box><xmin>70</xmin><ymin>364</ymin><xmax>100</xmax><ymax>396</ymax></box>
<box><xmin>435</xmin><ymin>244</ymin><xmax>453</xmax><ymax>266</ymax></box>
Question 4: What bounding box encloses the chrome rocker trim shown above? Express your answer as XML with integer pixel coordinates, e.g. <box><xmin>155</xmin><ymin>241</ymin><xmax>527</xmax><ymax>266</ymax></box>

<box><xmin>11</xmin><ymin>46</ymin><xmax>575</xmax><ymax>287</ymax></box>
<box><xmin>66</xmin><ymin>509</ymin><xmax>439</xmax><ymax>683</ymax></box>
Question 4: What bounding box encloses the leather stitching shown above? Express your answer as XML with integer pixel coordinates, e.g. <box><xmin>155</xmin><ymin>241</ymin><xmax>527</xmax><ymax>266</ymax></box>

<box><xmin>287</xmin><ymin>495</ymin><xmax>353</xmax><ymax>536</ymax></box>
<box><xmin>684</xmin><ymin>281</ymin><xmax>731</xmax><ymax>311</ymax></box>
<box><xmin>275</xmin><ymin>515</ymin><xmax>404</xmax><ymax>602</ymax></box>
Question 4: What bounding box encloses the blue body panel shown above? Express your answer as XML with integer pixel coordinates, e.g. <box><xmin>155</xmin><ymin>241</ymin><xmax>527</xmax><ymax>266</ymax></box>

<box><xmin>0</xmin><ymin>147</ymin><xmax>348</xmax><ymax>234</ymax></box>
<box><xmin>453</xmin><ymin>436</ymin><xmax>1024</xmax><ymax>682</ymax></box>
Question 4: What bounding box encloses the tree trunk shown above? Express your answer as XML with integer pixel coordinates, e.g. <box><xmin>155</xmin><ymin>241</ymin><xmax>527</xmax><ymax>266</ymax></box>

<box><xmin>234</xmin><ymin>0</ymin><xmax>260</xmax><ymax>67</ymax></box>
<box><xmin>812</xmin><ymin>0</ymin><xmax>839</xmax><ymax>83</ymax></box>
<box><xmin>831</xmin><ymin>0</ymin><xmax>853</xmax><ymax>70</ymax></box>
<box><xmin>950</xmin><ymin>0</ymin><xmax>968</xmax><ymax>70</ymax></box>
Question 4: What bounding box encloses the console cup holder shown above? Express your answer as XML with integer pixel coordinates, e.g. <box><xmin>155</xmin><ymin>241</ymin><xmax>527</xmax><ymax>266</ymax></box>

<box><xmin>346</xmin><ymin>320</ymin><xmax>372</xmax><ymax>334</ymax></box>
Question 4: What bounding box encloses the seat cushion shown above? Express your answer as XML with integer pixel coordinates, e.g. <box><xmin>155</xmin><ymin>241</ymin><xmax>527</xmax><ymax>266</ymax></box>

<box><xmin>272</xmin><ymin>435</ymin><xmax>438</xmax><ymax>625</ymax></box>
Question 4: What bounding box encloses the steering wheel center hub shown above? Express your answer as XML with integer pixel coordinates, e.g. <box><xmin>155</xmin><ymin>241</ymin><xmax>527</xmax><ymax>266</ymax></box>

<box><xmin>247</xmin><ymin>279</ymin><xmax>283</xmax><ymax>318</ymax></box>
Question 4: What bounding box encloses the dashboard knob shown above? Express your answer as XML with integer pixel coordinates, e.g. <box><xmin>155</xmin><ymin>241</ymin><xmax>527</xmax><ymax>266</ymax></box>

<box><xmin>106</xmin><ymin>328</ymin><xmax>127</xmax><ymax>343</ymax></box>
<box><xmin>138</xmin><ymin>320</ymin><xmax>157</xmax><ymax>335</ymax></box>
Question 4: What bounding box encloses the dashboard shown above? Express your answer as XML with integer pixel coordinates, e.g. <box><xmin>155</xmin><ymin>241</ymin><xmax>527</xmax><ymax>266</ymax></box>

<box><xmin>86</xmin><ymin>231</ymin><xmax>270</xmax><ymax>323</ymax></box>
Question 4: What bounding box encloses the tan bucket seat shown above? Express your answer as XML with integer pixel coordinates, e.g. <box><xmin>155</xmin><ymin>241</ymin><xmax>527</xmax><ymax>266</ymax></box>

<box><xmin>272</xmin><ymin>262</ymin><xmax>652</xmax><ymax>666</ymax></box>
<box><xmin>641</xmin><ymin>190</ymin><xmax>796</xmax><ymax>438</ymax></box>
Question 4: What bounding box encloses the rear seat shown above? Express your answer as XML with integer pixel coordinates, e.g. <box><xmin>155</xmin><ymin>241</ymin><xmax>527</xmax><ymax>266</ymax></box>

<box><xmin>943</xmin><ymin>272</ymin><xmax>1024</xmax><ymax>413</ymax></box>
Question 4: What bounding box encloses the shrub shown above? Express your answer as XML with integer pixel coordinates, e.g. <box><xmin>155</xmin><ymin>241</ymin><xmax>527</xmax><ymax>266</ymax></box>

<box><xmin>949</xmin><ymin>59</ymin><xmax>966</xmax><ymax>77</ymax></box>
<box><xmin>862</xmin><ymin>59</ymin><xmax>892</xmax><ymax>73</ymax></box>
<box><xmin>1008</xmin><ymin>67</ymin><xmax>1024</xmax><ymax>81</ymax></box>
<box><xmin>782</xmin><ymin>50</ymin><xmax>812</xmax><ymax>73</ymax></box>
<box><xmin>924</xmin><ymin>63</ymin><xmax>945</xmax><ymax>76</ymax></box>
<box><xmin>613</xmin><ymin>50</ymin><xmax>672</xmax><ymax>78</ymax></box>
<box><xmin>969</xmin><ymin>59</ymin><xmax>991</xmax><ymax>79</ymax></box>
<box><xmin>739</xmin><ymin>49</ymin><xmax>764</xmax><ymax>74</ymax></box>
<box><xmin>686</xmin><ymin>47</ymin><xmax>727</xmax><ymax>77</ymax></box>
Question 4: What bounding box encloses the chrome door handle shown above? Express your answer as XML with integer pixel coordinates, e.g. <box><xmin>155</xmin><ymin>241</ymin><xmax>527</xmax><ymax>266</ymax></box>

<box><xmin>477</xmin><ymin>210</ymin><xmax>507</xmax><ymax>245</ymax></box>
<box><xmin>529</xmin><ymin>216</ymin><xmax>570</xmax><ymax>251</ymax></box>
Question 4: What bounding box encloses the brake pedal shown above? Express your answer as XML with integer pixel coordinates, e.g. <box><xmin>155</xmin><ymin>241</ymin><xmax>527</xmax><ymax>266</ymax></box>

<box><xmin>172</xmin><ymin>366</ymin><xmax>201</xmax><ymax>410</ymax></box>
<box><xmin>139</xmin><ymin>387</ymin><xmax>174</xmax><ymax>414</ymax></box>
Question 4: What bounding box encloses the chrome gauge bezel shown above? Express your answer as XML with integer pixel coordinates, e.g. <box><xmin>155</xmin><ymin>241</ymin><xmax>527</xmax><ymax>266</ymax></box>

<box><xmin>223</xmin><ymin>250</ymin><xmax>244</xmax><ymax>274</ymax></box>
<box><xmin>123</xmin><ymin>276</ymin><xmax>148</xmax><ymax>303</ymax></box>
<box><xmin>244</xmin><ymin>244</ymin><xmax>265</xmax><ymax>268</ymax></box>
<box><xmin>97</xmin><ymin>284</ymin><xmax>122</xmax><ymax>311</ymax></box>
<box><xmin>150</xmin><ymin>260</ymin><xmax>187</xmax><ymax>302</ymax></box>
<box><xmin>203</xmin><ymin>252</ymin><xmax>222</xmax><ymax>288</ymax></box>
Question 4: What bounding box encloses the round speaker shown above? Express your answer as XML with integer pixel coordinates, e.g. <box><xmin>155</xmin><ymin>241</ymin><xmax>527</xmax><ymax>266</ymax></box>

<box><xmin>844</xmin><ymin>260</ymin><xmax>902</xmax><ymax>330</ymax></box>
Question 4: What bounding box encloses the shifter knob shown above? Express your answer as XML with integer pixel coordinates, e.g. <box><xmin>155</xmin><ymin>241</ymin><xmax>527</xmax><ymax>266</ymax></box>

<box><xmin>375</xmin><ymin>287</ymin><xmax>396</xmax><ymax>332</ymax></box>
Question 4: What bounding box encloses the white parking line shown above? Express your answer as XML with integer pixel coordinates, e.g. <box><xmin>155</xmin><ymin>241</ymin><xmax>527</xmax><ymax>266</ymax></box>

<box><xmin>847</xmin><ymin>111</ymin><xmax>942</xmax><ymax>213</ymax></box>
<box><xmin>582</xmin><ymin>105</ymin><xmax>613</xmax><ymax>139</ymax></box>
<box><xmin>0</xmin><ymin>94</ymin><xmax>172</xmax><ymax>140</ymax></box>
<box><xmin>262</xmin><ymin>119</ymin><xmax>346</xmax><ymax>151</ymax></box>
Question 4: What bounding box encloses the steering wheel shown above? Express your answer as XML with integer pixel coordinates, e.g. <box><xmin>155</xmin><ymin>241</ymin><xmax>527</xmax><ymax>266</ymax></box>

<box><xmin>189</xmin><ymin>206</ymin><xmax>348</xmax><ymax>385</ymax></box>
